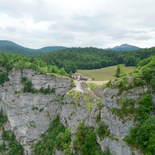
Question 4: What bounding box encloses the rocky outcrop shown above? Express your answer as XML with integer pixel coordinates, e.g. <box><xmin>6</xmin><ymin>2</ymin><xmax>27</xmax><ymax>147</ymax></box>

<box><xmin>60</xmin><ymin>86</ymin><xmax>149</xmax><ymax>155</ymax></box>
<box><xmin>0</xmin><ymin>68</ymin><xmax>73</xmax><ymax>154</ymax></box>
<box><xmin>0</xmin><ymin>68</ymin><xmax>152</xmax><ymax>155</ymax></box>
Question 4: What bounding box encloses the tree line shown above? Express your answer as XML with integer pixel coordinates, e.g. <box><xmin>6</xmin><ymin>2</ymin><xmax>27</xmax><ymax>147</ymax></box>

<box><xmin>35</xmin><ymin>47</ymin><xmax>155</xmax><ymax>73</ymax></box>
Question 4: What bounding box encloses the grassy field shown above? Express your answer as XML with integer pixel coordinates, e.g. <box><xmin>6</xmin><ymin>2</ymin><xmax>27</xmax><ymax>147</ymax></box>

<box><xmin>77</xmin><ymin>64</ymin><xmax>136</xmax><ymax>81</ymax></box>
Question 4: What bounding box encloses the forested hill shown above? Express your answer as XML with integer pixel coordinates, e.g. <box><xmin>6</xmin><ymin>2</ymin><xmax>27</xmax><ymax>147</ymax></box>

<box><xmin>36</xmin><ymin>46</ymin><xmax>155</xmax><ymax>73</ymax></box>
<box><xmin>0</xmin><ymin>40</ymin><xmax>67</xmax><ymax>56</ymax></box>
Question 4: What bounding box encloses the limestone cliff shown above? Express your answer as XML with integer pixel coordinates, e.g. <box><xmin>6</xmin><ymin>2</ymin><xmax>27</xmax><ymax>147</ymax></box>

<box><xmin>0</xmin><ymin>69</ymin><xmax>154</xmax><ymax>155</ymax></box>
<box><xmin>0</xmin><ymin>68</ymin><xmax>73</xmax><ymax>154</ymax></box>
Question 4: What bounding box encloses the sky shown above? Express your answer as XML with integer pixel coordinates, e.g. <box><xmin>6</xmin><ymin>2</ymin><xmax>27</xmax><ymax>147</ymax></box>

<box><xmin>0</xmin><ymin>0</ymin><xmax>155</xmax><ymax>49</ymax></box>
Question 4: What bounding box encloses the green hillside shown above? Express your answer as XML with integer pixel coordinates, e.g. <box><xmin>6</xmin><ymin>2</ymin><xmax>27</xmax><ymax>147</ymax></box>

<box><xmin>36</xmin><ymin>46</ymin><xmax>155</xmax><ymax>73</ymax></box>
<box><xmin>0</xmin><ymin>40</ymin><xmax>67</xmax><ymax>56</ymax></box>
<box><xmin>77</xmin><ymin>64</ymin><xmax>136</xmax><ymax>81</ymax></box>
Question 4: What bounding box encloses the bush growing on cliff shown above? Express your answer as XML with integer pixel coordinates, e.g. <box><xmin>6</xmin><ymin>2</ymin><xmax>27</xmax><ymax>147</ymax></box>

<box><xmin>124</xmin><ymin>93</ymin><xmax>155</xmax><ymax>155</ymax></box>
<box><xmin>21</xmin><ymin>77</ymin><xmax>55</xmax><ymax>94</ymax></box>
<box><xmin>0</xmin><ymin>72</ymin><xmax>9</xmax><ymax>85</ymax></box>
<box><xmin>32</xmin><ymin>115</ymin><xmax>71</xmax><ymax>155</ymax></box>
<box><xmin>125</xmin><ymin>116</ymin><xmax>155</xmax><ymax>155</ymax></box>
<box><xmin>0</xmin><ymin>107</ymin><xmax>8</xmax><ymax>127</ymax></box>
<box><xmin>73</xmin><ymin>123</ymin><xmax>110</xmax><ymax>155</ymax></box>
<box><xmin>0</xmin><ymin>114</ymin><xmax>24</xmax><ymax>154</ymax></box>
<box><xmin>96</xmin><ymin>121</ymin><xmax>110</xmax><ymax>140</ymax></box>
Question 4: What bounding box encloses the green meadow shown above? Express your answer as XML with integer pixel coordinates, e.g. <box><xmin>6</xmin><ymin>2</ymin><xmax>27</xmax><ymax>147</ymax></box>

<box><xmin>77</xmin><ymin>64</ymin><xmax>136</xmax><ymax>81</ymax></box>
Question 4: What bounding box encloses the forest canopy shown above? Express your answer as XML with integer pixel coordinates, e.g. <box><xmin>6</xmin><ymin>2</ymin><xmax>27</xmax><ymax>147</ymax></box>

<box><xmin>36</xmin><ymin>47</ymin><xmax>155</xmax><ymax>73</ymax></box>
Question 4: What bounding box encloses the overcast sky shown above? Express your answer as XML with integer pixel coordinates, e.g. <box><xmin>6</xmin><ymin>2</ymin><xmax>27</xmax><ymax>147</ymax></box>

<box><xmin>0</xmin><ymin>0</ymin><xmax>155</xmax><ymax>49</ymax></box>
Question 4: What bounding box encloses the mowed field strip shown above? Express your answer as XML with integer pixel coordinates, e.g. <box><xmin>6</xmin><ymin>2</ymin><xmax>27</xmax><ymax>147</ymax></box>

<box><xmin>77</xmin><ymin>64</ymin><xmax>136</xmax><ymax>81</ymax></box>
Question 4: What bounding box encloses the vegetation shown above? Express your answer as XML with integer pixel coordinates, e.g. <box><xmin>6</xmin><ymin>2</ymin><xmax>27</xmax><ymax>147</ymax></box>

<box><xmin>111</xmin><ymin>99</ymin><xmax>137</xmax><ymax>123</ymax></box>
<box><xmin>21</xmin><ymin>77</ymin><xmax>55</xmax><ymax>94</ymax></box>
<box><xmin>112</xmin><ymin>60</ymin><xmax>155</xmax><ymax>155</ymax></box>
<box><xmin>96</xmin><ymin>121</ymin><xmax>110</xmax><ymax>141</ymax></box>
<box><xmin>78</xmin><ymin>64</ymin><xmax>136</xmax><ymax>81</ymax></box>
<box><xmin>98</xmin><ymin>56</ymin><xmax>155</xmax><ymax>155</ymax></box>
<box><xmin>87</xmin><ymin>82</ymin><xmax>98</xmax><ymax>91</ymax></box>
<box><xmin>0</xmin><ymin>72</ymin><xmax>9</xmax><ymax>85</ymax></box>
<box><xmin>36</xmin><ymin>46</ymin><xmax>155</xmax><ymax>74</ymax></box>
<box><xmin>0</xmin><ymin>107</ymin><xmax>8</xmax><ymax>128</ymax></box>
<box><xmin>32</xmin><ymin>114</ymin><xmax>71</xmax><ymax>155</ymax></box>
<box><xmin>0</xmin><ymin>112</ymin><xmax>24</xmax><ymax>154</ymax></box>
<box><xmin>0</xmin><ymin>52</ymin><xmax>67</xmax><ymax>76</ymax></box>
<box><xmin>66</xmin><ymin>90</ymin><xmax>82</xmax><ymax>102</ymax></box>
<box><xmin>0</xmin><ymin>40</ymin><xmax>67</xmax><ymax>56</ymax></box>
<box><xmin>73</xmin><ymin>123</ymin><xmax>111</xmax><ymax>155</ymax></box>
<box><xmin>86</xmin><ymin>102</ymin><xmax>93</xmax><ymax>110</ymax></box>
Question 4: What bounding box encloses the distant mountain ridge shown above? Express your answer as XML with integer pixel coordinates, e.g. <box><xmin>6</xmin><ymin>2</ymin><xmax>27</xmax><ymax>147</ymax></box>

<box><xmin>107</xmin><ymin>43</ymin><xmax>140</xmax><ymax>51</ymax></box>
<box><xmin>0</xmin><ymin>40</ymin><xmax>68</xmax><ymax>56</ymax></box>
<box><xmin>0</xmin><ymin>40</ymin><xmax>141</xmax><ymax>56</ymax></box>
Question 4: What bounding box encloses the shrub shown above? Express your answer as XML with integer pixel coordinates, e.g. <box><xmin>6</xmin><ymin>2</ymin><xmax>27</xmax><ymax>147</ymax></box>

<box><xmin>0</xmin><ymin>72</ymin><xmax>9</xmax><ymax>85</ymax></box>
<box><xmin>96</xmin><ymin>121</ymin><xmax>110</xmax><ymax>140</ymax></box>
<box><xmin>20</xmin><ymin>77</ymin><xmax>27</xmax><ymax>83</ymax></box>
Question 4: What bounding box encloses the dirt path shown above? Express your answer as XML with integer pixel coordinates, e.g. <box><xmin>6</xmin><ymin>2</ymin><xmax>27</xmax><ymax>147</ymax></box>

<box><xmin>73</xmin><ymin>80</ymin><xmax>83</xmax><ymax>92</ymax></box>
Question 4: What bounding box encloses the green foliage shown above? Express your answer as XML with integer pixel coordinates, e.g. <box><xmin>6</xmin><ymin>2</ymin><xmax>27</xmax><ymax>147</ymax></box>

<box><xmin>0</xmin><ymin>53</ymin><xmax>67</xmax><ymax>76</ymax></box>
<box><xmin>101</xmin><ymin>146</ymin><xmax>112</xmax><ymax>155</ymax></box>
<box><xmin>133</xmin><ymin>76</ymin><xmax>146</xmax><ymax>87</ymax></box>
<box><xmin>123</xmin><ymin>55</ymin><xmax>137</xmax><ymax>66</ymax></box>
<box><xmin>136</xmin><ymin>117</ymin><xmax>155</xmax><ymax>154</ymax></box>
<box><xmin>71</xmin><ymin>79</ymin><xmax>76</xmax><ymax>87</ymax></box>
<box><xmin>102</xmin><ymin>83</ymin><xmax>106</xmax><ymax>90</ymax></box>
<box><xmin>96</xmin><ymin>111</ymin><xmax>101</xmax><ymax>123</ymax></box>
<box><xmin>124</xmin><ymin>93</ymin><xmax>154</xmax><ymax>155</ymax></box>
<box><xmin>135</xmin><ymin>93</ymin><xmax>152</xmax><ymax>123</ymax></box>
<box><xmin>0</xmin><ymin>72</ymin><xmax>9</xmax><ymax>85</ymax></box>
<box><xmin>111</xmin><ymin>99</ymin><xmax>136</xmax><ymax>123</ymax></box>
<box><xmin>24</xmin><ymin>80</ymin><xmax>33</xmax><ymax>92</ymax></box>
<box><xmin>115</xmin><ymin>65</ymin><xmax>121</xmax><ymax>78</ymax></box>
<box><xmin>32</xmin><ymin>115</ymin><xmax>71</xmax><ymax>155</ymax></box>
<box><xmin>36</xmin><ymin>46</ymin><xmax>155</xmax><ymax>72</ymax></box>
<box><xmin>150</xmin><ymin>77</ymin><xmax>155</xmax><ymax>89</ymax></box>
<box><xmin>0</xmin><ymin>118</ymin><xmax>24</xmax><ymax>154</ymax></box>
<box><xmin>142</xmin><ymin>67</ymin><xmax>152</xmax><ymax>83</ymax></box>
<box><xmin>125</xmin><ymin>116</ymin><xmax>155</xmax><ymax>155</ymax></box>
<box><xmin>66</xmin><ymin>90</ymin><xmax>82</xmax><ymax>102</ymax></box>
<box><xmin>105</xmin><ymin>79</ymin><xmax>112</xmax><ymax>87</ymax></box>
<box><xmin>20</xmin><ymin>77</ymin><xmax>27</xmax><ymax>83</ymax></box>
<box><xmin>86</xmin><ymin>102</ymin><xmax>93</xmax><ymax>110</ymax></box>
<box><xmin>0</xmin><ymin>107</ymin><xmax>8</xmax><ymax>128</ymax></box>
<box><xmin>114</xmin><ymin>65</ymin><xmax>127</xmax><ymax>78</ymax></box>
<box><xmin>73</xmin><ymin>123</ymin><xmax>104</xmax><ymax>155</ymax></box>
<box><xmin>0</xmin><ymin>41</ymin><xmax>67</xmax><ymax>56</ymax></box>
<box><xmin>96</xmin><ymin>121</ymin><xmax>110</xmax><ymax>140</ymax></box>
<box><xmin>21</xmin><ymin>77</ymin><xmax>55</xmax><ymax>94</ymax></box>
<box><xmin>87</xmin><ymin>82</ymin><xmax>98</xmax><ymax>91</ymax></box>
<box><xmin>59</xmin><ymin>68</ymin><xmax>66</xmax><ymax>75</ymax></box>
<box><xmin>138</xmin><ymin>57</ymin><xmax>151</xmax><ymax>67</ymax></box>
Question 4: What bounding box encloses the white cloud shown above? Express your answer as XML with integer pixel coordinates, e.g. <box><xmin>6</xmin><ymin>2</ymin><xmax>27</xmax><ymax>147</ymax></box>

<box><xmin>0</xmin><ymin>0</ymin><xmax>155</xmax><ymax>48</ymax></box>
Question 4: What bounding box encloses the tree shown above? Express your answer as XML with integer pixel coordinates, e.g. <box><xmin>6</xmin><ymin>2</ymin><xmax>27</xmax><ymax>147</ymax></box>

<box><xmin>14</xmin><ymin>60</ymin><xmax>25</xmax><ymax>70</ymax></box>
<box><xmin>136</xmin><ymin>116</ymin><xmax>155</xmax><ymax>154</ymax></box>
<box><xmin>59</xmin><ymin>68</ymin><xmax>66</xmax><ymax>75</ymax></box>
<box><xmin>115</xmin><ymin>65</ymin><xmax>121</xmax><ymax>78</ymax></box>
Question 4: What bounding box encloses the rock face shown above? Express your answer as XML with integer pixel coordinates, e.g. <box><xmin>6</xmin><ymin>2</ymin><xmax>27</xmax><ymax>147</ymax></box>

<box><xmin>0</xmin><ymin>69</ymin><xmax>151</xmax><ymax>155</ymax></box>
<box><xmin>61</xmin><ymin>86</ymin><xmax>149</xmax><ymax>155</ymax></box>
<box><xmin>0</xmin><ymin>69</ymin><xmax>73</xmax><ymax>154</ymax></box>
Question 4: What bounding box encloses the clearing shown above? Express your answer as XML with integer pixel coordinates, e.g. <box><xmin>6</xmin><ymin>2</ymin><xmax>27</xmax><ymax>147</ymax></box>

<box><xmin>77</xmin><ymin>64</ymin><xmax>136</xmax><ymax>81</ymax></box>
